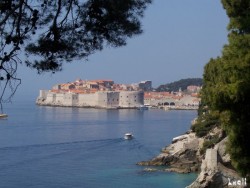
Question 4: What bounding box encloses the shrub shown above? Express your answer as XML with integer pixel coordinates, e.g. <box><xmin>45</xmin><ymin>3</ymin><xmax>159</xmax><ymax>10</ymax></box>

<box><xmin>191</xmin><ymin>110</ymin><xmax>220</xmax><ymax>137</ymax></box>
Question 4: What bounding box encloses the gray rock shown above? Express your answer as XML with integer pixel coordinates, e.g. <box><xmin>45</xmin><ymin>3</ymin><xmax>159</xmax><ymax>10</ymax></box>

<box><xmin>138</xmin><ymin>127</ymin><xmax>243</xmax><ymax>188</ymax></box>
<box><xmin>137</xmin><ymin>131</ymin><xmax>201</xmax><ymax>173</ymax></box>
<box><xmin>186</xmin><ymin>137</ymin><xmax>242</xmax><ymax>188</ymax></box>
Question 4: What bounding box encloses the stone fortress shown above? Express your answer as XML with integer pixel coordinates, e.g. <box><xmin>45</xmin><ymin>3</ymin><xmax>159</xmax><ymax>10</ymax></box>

<box><xmin>36</xmin><ymin>79</ymin><xmax>150</xmax><ymax>109</ymax></box>
<box><xmin>37</xmin><ymin>78</ymin><xmax>201</xmax><ymax>110</ymax></box>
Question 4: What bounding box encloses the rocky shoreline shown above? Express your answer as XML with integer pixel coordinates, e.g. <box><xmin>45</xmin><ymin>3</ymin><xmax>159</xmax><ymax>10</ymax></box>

<box><xmin>137</xmin><ymin>131</ymin><xmax>201</xmax><ymax>173</ymax></box>
<box><xmin>137</xmin><ymin>128</ymin><xmax>245</xmax><ymax>188</ymax></box>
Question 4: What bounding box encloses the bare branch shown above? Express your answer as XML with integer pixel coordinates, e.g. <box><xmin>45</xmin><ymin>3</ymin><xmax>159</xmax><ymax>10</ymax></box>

<box><xmin>0</xmin><ymin>0</ymin><xmax>152</xmax><ymax>108</ymax></box>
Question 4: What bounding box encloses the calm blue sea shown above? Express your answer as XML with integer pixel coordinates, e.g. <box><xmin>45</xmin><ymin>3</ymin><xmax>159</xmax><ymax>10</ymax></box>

<box><xmin>0</xmin><ymin>99</ymin><xmax>197</xmax><ymax>188</ymax></box>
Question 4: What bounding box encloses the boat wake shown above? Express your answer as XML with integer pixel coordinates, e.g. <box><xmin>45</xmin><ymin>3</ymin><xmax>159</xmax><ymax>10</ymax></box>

<box><xmin>0</xmin><ymin>138</ymin><xmax>124</xmax><ymax>170</ymax></box>
<box><xmin>0</xmin><ymin>138</ymin><xmax>123</xmax><ymax>151</ymax></box>
<box><xmin>0</xmin><ymin>137</ymin><xmax>155</xmax><ymax>172</ymax></box>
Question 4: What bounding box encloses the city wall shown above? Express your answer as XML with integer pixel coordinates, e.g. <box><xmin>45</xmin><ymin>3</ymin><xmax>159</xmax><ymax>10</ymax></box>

<box><xmin>36</xmin><ymin>90</ymin><xmax>144</xmax><ymax>109</ymax></box>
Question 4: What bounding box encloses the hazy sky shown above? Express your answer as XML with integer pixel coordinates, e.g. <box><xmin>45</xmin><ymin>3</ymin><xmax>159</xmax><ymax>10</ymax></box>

<box><xmin>16</xmin><ymin>1</ymin><xmax>228</xmax><ymax>100</ymax></box>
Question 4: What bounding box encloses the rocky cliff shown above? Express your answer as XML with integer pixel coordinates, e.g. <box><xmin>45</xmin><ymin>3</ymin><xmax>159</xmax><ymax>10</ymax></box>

<box><xmin>187</xmin><ymin>137</ymin><xmax>244</xmax><ymax>188</ymax></box>
<box><xmin>137</xmin><ymin>131</ymin><xmax>201</xmax><ymax>173</ymax></box>
<box><xmin>137</xmin><ymin>128</ymin><xmax>246</xmax><ymax>187</ymax></box>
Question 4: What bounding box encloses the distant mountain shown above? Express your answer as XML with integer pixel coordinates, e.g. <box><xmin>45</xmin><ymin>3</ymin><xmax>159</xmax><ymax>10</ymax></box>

<box><xmin>156</xmin><ymin>78</ymin><xmax>203</xmax><ymax>92</ymax></box>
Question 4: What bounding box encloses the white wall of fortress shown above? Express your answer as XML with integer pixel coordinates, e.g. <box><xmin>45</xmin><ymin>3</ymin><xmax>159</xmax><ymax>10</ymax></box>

<box><xmin>119</xmin><ymin>91</ymin><xmax>144</xmax><ymax>108</ymax></box>
<box><xmin>97</xmin><ymin>91</ymin><xmax>120</xmax><ymax>108</ymax></box>
<box><xmin>39</xmin><ymin>90</ymin><xmax>49</xmax><ymax>99</ymax></box>
<box><xmin>78</xmin><ymin>93</ymin><xmax>98</xmax><ymax>107</ymax></box>
<box><xmin>45</xmin><ymin>93</ymin><xmax>56</xmax><ymax>103</ymax></box>
<box><xmin>37</xmin><ymin>90</ymin><xmax>144</xmax><ymax>108</ymax></box>
<box><xmin>63</xmin><ymin>93</ymin><xmax>78</xmax><ymax>106</ymax></box>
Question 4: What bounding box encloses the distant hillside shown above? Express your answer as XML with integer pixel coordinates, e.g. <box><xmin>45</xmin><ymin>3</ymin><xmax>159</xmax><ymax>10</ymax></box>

<box><xmin>156</xmin><ymin>78</ymin><xmax>203</xmax><ymax>92</ymax></box>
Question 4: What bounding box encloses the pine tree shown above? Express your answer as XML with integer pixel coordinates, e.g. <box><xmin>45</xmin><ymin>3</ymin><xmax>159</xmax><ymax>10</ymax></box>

<box><xmin>201</xmin><ymin>0</ymin><xmax>250</xmax><ymax>179</ymax></box>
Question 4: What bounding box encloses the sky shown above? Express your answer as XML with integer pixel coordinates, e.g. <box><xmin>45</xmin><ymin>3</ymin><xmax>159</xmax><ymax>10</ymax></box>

<box><xmin>14</xmin><ymin>0</ymin><xmax>229</xmax><ymax>100</ymax></box>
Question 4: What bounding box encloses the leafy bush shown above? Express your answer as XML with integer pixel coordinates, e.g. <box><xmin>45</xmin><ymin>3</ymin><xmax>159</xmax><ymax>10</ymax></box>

<box><xmin>191</xmin><ymin>110</ymin><xmax>220</xmax><ymax>137</ymax></box>
<box><xmin>200</xmin><ymin>135</ymin><xmax>220</xmax><ymax>155</ymax></box>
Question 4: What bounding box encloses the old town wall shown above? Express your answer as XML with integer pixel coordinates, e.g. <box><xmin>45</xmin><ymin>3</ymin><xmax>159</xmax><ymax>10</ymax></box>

<box><xmin>36</xmin><ymin>90</ymin><xmax>144</xmax><ymax>109</ymax></box>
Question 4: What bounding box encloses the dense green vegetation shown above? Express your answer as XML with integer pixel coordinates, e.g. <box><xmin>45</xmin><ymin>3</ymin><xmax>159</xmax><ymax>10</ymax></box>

<box><xmin>191</xmin><ymin>110</ymin><xmax>220</xmax><ymax>138</ymax></box>
<box><xmin>156</xmin><ymin>78</ymin><xmax>202</xmax><ymax>92</ymax></box>
<box><xmin>196</xmin><ymin>0</ymin><xmax>250</xmax><ymax>179</ymax></box>
<box><xmin>200</xmin><ymin>135</ymin><xmax>221</xmax><ymax>155</ymax></box>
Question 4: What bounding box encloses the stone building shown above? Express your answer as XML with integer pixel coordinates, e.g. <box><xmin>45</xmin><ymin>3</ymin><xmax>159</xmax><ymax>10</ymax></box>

<box><xmin>36</xmin><ymin>90</ymin><xmax>144</xmax><ymax>109</ymax></box>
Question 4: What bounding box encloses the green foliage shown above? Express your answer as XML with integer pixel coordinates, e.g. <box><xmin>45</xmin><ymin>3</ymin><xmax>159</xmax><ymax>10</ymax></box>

<box><xmin>198</xmin><ymin>0</ymin><xmax>250</xmax><ymax>178</ymax></box>
<box><xmin>156</xmin><ymin>78</ymin><xmax>203</xmax><ymax>92</ymax></box>
<box><xmin>221</xmin><ymin>0</ymin><xmax>250</xmax><ymax>33</ymax></box>
<box><xmin>191</xmin><ymin>110</ymin><xmax>220</xmax><ymax>137</ymax></box>
<box><xmin>200</xmin><ymin>135</ymin><xmax>220</xmax><ymax>155</ymax></box>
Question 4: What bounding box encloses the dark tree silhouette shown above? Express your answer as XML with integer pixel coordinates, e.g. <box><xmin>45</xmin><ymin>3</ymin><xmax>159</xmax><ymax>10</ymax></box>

<box><xmin>0</xmin><ymin>0</ymin><xmax>151</xmax><ymax>110</ymax></box>
<box><xmin>200</xmin><ymin>0</ymin><xmax>250</xmax><ymax>180</ymax></box>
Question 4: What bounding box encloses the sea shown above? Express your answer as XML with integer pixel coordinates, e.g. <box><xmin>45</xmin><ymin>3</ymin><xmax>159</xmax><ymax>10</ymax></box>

<box><xmin>0</xmin><ymin>99</ymin><xmax>197</xmax><ymax>188</ymax></box>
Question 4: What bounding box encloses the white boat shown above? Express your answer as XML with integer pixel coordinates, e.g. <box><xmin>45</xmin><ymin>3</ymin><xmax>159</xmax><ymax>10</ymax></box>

<box><xmin>0</xmin><ymin>114</ymin><xmax>8</xmax><ymax>119</ymax></box>
<box><xmin>124</xmin><ymin>133</ymin><xmax>133</xmax><ymax>140</ymax></box>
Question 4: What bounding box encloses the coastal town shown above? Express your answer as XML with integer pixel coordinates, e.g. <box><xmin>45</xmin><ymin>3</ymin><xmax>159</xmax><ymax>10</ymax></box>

<box><xmin>36</xmin><ymin>78</ymin><xmax>201</xmax><ymax>110</ymax></box>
